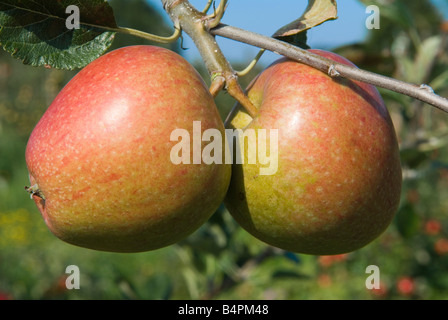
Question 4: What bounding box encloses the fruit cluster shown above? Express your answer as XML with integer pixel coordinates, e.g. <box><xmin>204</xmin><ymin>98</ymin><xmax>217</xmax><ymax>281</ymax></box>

<box><xmin>25</xmin><ymin>45</ymin><xmax>402</xmax><ymax>255</ymax></box>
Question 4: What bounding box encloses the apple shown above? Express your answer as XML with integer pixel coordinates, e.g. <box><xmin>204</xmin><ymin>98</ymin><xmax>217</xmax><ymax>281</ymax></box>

<box><xmin>25</xmin><ymin>45</ymin><xmax>231</xmax><ymax>253</ymax></box>
<box><xmin>224</xmin><ymin>49</ymin><xmax>402</xmax><ymax>255</ymax></box>
<box><xmin>396</xmin><ymin>276</ymin><xmax>415</xmax><ymax>296</ymax></box>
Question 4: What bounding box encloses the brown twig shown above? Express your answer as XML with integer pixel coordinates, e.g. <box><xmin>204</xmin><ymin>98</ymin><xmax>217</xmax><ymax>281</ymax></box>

<box><xmin>160</xmin><ymin>0</ymin><xmax>258</xmax><ymax>117</ymax></box>
<box><xmin>210</xmin><ymin>24</ymin><xmax>448</xmax><ymax>113</ymax></box>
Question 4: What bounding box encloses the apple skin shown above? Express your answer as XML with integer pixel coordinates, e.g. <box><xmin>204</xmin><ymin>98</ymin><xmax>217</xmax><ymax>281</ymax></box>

<box><xmin>25</xmin><ymin>45</ymin><xmax>231</xmax><ymax>253</ymax></box>
<box><xmin>224</xmin><ymin>49</ymin><xmax>402</xmax><ymax>255</ymax></box>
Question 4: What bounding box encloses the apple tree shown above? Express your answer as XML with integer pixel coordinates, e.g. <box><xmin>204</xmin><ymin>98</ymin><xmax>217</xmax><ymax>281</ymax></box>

<box><xmin>1</xmin><ymin>0</ymin><xmax>448</xmax><ymax>299</ymax></box>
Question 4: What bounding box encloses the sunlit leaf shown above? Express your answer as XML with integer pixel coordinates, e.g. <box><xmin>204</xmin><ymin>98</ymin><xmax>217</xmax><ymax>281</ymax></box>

<box><xmin>272</xmin><ymin>0</ymin><xmax>338</xmax><ymax>39</ymax></box>
<box><xmin>414</xmin><ymin>35</ymin><xmax>442</xmax><ymax>84</ymax></box>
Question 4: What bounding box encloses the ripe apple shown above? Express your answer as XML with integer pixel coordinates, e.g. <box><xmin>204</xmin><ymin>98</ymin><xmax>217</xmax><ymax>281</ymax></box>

<box><xmin>396</xmin><ymin>276</ymin><xmax>415</xmax><ymax>296</ymax></box>
<box><xmin>225</xmin><ymin>49</ymin><xmax>402</xmax><ymax>255</ymax></box>
<box><xmin>25</xmin><ymin>45</ymin><xmax>231</xmax><ymax>253</ymax></box>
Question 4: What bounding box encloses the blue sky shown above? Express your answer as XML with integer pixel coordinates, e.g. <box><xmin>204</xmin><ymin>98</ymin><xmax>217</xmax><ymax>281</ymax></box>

<box><xmin>147</xmin><ymin>0</ymin><xmax>448</xmax><ymax>66</ymax></box>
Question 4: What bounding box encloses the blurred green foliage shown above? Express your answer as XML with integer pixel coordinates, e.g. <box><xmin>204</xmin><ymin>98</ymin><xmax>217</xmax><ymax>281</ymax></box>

<box><xmin>1</xmin><ymin>0</ymin><xmax>448</xmax><ymax>300</ymax></box>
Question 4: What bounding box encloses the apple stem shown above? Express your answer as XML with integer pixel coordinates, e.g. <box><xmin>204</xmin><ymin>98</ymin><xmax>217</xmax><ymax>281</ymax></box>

<box><xmin>226</xmin><ymin>76</ymin><xmax>258</xmax><ymax>118</ymax></box>
<box><xmin>209</xmin><ymin>73</ymin><xmax>226</xmax><ymax>98</ymax></box>
<box><xmin>160</xmin><ymin>0</ymin><xmax>259</xmax><ymax>118</ymax></box>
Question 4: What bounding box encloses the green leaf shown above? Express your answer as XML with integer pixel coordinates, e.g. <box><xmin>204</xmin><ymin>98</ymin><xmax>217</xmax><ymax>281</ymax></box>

<box><xmin>413</xmin><ymin>36</ymin><xmax>442</xmax><ymax>84</ymax></box>
<box><xmin>140</xmin><ymin>274</ymin><xmax>173</xmax><ymax>300</ymax></box>
<box><xmin>0</xmin><ymin>0</ymin><xmax>117</xmax><ymax>69</ymax></box>
<box><xmin>394</xmin><ymin>203</ymin><xmax>421</xmax><ymax>239</ymax></box>
<box><xmin>430</xmin><ymin>69</ymin><xmax>448</xmax><ymax>91</ymax></box>
<box><xmin>277</xmin><ymin>31</ymin><xmax>310</xmax><ymax>50</ymax></box>
<box><xmin>400</xmin><ymin>147</ymin><xmax>431</xmax><ymax>169</ymax></box>
<box><xmin>272</xmin><ymin>270</ymin><xmax>310</xmax><ymax>279</ymax></box>
<box><xmin>400</xmin><ymin>133</ymin><xmax>448</xmax><ymax>168</ymax></box>
<box><xmin>272</xmin><ymin>0</ymin><xmax>337</xmax><ymax>43</ymax></box>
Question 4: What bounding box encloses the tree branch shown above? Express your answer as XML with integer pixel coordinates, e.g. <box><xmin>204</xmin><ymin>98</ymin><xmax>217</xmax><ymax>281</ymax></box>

<box><xmin>160</xmin><ymin>0</ymin><xmax>258</xmax><ymax>118</ymax></box>
<box><xmin>210</xmin><ymin>24</ymin><xmax>448</xmax><ymax>113</ymax></box>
